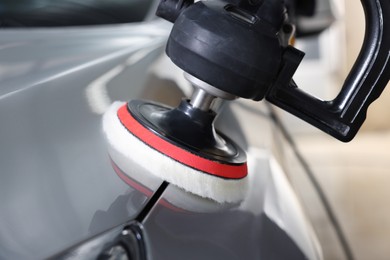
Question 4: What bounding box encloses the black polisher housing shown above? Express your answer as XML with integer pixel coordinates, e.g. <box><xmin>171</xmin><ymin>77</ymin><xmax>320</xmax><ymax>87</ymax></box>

<box><xmin>162</xmin><ymin>0</ymin><xmax>285</xmax><ymax>101</ymax></box>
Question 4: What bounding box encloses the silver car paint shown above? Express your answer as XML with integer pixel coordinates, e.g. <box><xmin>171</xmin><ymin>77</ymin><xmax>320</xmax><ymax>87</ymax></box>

<box><xmin>142</xmin><ymin>146</ymin><xmax>322</xmax><ymax>260</ymax></box>
<box><xmin>0</xmin><ymin>17</ymin><xmax>324</xmax><ymax>260</ymax></box>
<box><xmin>0</xmin><ymin>20</ymin><xmax>169</xmax><ymax>259</ymax></box>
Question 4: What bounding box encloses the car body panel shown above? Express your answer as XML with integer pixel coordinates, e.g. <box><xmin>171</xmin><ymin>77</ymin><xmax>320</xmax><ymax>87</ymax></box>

<box><xmin>142</xmin><ymin>150</ymin><xmax>322</xmax><ymax>260</ymax></box>
<box><xmin>0</xmin><ymin>20</ymin><xmax>170</xmax><ymax>259</ymax></box>
<box><xmin>0</xmin><ymin>2</ymin><xmax>342</xmax><ymax>258</ymax></box>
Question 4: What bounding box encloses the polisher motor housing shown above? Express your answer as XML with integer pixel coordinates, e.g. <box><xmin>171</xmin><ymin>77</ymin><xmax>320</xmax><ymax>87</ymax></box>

<box><xmin>158</xmin><ymin>0</ymin><xmax>293</xmax><ymax>100</ymax></box>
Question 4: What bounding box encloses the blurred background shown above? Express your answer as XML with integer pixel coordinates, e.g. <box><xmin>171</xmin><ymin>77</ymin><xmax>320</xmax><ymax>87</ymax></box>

<box><xmin>279</xmin><ymin>1</ymin><xmax>390</xmax><ymax>259</ymax></box>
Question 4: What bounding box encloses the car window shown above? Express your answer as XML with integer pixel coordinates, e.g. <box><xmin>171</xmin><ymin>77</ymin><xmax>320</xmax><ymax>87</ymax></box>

<box><xmin>0</xmin><ymin>0</ymin><xmax>154</xmax><ymax>27</ymax></box>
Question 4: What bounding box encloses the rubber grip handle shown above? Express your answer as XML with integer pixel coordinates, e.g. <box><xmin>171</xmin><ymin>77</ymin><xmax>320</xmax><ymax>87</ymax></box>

<box><xmin>267</xmin><ymin>0</ymin><xmax>390</xmax><ymax>142</ymax></box>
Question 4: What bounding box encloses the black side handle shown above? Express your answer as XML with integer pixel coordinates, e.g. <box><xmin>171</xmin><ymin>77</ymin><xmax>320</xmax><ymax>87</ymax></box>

<box><xmin>267</xmin><ymin>0</ymin><xmax>390</xmax><ymax>142</ymax></box>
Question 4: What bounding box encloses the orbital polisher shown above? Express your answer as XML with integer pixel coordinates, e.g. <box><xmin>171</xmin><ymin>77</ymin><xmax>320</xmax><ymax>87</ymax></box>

<box><xmin>103</xmin><ymin>0</ymin><xmax>390</xmax><ymax>202</ymax></box>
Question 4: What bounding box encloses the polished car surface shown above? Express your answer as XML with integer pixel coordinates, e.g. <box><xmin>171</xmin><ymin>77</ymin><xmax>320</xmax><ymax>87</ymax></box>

<box><xmin>0</xmin><ymin>1</ymin><xmax>346</xmax><ymax>259</ymax></box>
<box><xmin>0</xmin><ymin>20</ymin><xmax>169</xmax><ymax>259</ymax></box>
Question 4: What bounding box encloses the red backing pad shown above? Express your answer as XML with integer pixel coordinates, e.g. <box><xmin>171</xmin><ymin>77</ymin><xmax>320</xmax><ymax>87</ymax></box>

<box><xmin>117</xmin><ymin>104</ymin><xmax>247</xmax><ymax>179</ymax></box>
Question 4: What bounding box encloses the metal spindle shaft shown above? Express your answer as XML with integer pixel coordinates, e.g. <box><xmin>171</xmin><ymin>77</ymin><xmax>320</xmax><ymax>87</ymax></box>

<box><xmin>190</xmin><ymin>88</ymin><xmax>216</xmax><ymax>111</ymax></box>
